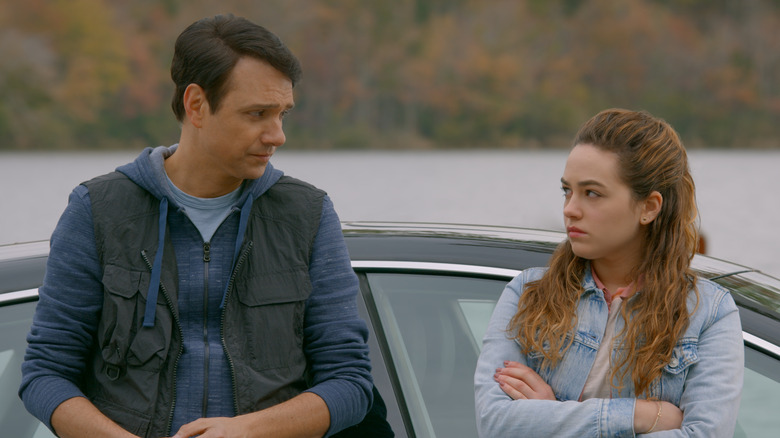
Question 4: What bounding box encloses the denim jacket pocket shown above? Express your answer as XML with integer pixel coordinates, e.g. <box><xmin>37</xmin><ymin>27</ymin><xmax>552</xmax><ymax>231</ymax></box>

<box><xmin>100</xmin><ymin>264</ymin><xmax>172</xmax><ymax>373</ymax></box>
<box><xmin>526</xmin><ymin>349</ymin><xmax>547</xmax><ymax>374</ymax></box>
<box><xmin>656</xmin><ymin>339</ymin><xmax>699</xmax><ymax>404</ymax></box>
<box><xmin>525</xmin><ymin>331</ymin><xmax>596</xmax><ymax>384</ymax></box>
<box><xmin>665</xmin><ymin>341</ymin><xmax>700</xmax><ymax>374</ymax></box>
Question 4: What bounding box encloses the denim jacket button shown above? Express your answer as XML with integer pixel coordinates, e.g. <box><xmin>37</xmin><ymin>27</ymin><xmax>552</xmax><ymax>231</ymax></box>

<box><xmin>669</xmin><ymin>357</ymin><xmax>679</xmax><ymax>368</ymax></box>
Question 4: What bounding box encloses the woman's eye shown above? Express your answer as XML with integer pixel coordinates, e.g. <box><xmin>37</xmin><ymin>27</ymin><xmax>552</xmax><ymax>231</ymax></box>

<box><xmin>561</xmin><ymin>187</ymin><xmax>571</xmax><ymax>197</ymax></box>
<box><xmin>586</xmin><ymin>190</ymin><xmax>600</xmax><ymax>198</ymax></box>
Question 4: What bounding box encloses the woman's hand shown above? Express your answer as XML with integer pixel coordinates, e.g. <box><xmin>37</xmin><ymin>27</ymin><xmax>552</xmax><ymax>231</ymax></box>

<box><xmin>634</xmin><ymin>399</ymin><xmax>683</xmax><ymax>434</ymax></box>
<box><xmin>494</xmin><ymin>360</ymin><xmax>556</xmax><ymax>400</ymax></box>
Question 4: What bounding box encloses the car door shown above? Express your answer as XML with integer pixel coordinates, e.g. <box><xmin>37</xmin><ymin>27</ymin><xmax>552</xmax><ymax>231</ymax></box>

<box><xmin>354</xmin><ymin>261</ymin><xmax>780</xmax><ymax>438</ymax></box>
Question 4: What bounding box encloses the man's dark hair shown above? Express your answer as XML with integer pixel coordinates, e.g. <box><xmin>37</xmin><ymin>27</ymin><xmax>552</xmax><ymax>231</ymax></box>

<box><xmin>170</xmin><ymin>14</ymin><xmax>302</xmax><ymax>122</ymax></box>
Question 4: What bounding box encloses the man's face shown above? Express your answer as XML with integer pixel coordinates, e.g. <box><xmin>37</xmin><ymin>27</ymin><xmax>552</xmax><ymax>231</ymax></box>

<box><xmin>196</xmin><ymin>56</ymin><xmax>294</xmax><ymax>185</ymax></box>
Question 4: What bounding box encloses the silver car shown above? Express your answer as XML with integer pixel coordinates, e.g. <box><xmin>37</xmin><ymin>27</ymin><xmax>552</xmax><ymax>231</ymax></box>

<box><xmin>2</xmin><ymin>222</ymin><xmax>779</xmax><ymax>437</ymax></box>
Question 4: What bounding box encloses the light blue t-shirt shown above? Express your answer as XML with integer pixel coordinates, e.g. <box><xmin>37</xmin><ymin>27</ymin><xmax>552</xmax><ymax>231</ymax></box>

<box><xmin>165</xmin><ymin>175</ymin><xmax>242</xmax><ymax>242</ymax></box>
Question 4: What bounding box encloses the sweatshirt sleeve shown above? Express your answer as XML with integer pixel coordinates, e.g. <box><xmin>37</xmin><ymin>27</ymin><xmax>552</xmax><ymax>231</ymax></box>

<box><xmin>19</xmin><ymin>185</ymin><xmax>104</xmax><ymax>432</ymax></box>
<box><xmin>302</xmin><ymin>196</ymin><xmax>373</xmax><ymax>436</ymax></box>
<box><xmin>474</xmin><ymin>270</ymin><xmax>636</xmax><ymax>437</ymax></box>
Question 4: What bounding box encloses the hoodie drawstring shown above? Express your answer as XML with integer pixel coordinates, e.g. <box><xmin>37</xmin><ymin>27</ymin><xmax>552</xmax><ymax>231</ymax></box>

<box><xmin>141</xmin><ymin>193</ymin><xmax>252</xmax><ymax>324</ymax></box>
<box><xmin>143</xmin><ymin>197</ymin><xmax>169</xmax><ymax>328</ymax></box>
<box><xmin>220</xmin><ymin>195</ymin><xmax>254</xmax><ymax>309</ymax></box>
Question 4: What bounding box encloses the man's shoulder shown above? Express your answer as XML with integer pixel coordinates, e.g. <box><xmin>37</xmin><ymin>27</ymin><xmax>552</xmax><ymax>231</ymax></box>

<box><xmin>275</xmin><ymin>175</ymin><xmax>324</xmax><ymax>192</ymax></box>
<box><xmin>81</xmin><ymin>171</ymin><xmax>158</xmax><ymax>222</ymax></box>
<box><xmin>81</xmin><ymin>170</ymin><xmax>133</xmax><ymax>191</ymax></box>
<box><xmin>265</xmin><ymin>175</ymin><xmax>327</xmax><ymax>201</ymax></box>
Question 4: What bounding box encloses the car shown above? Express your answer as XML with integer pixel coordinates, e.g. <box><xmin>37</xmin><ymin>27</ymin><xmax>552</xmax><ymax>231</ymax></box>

<box><xmin>1</xmin><ymin>222</ymin><xmax>779</xmax><ymax>437</ymax></box>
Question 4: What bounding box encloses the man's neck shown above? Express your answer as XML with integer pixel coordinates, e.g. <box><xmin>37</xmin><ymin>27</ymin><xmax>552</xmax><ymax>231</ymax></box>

<box><xmin>164</xmin><ymin>142</ymin><xmax>243</xmax><ymax>198</ymax></box>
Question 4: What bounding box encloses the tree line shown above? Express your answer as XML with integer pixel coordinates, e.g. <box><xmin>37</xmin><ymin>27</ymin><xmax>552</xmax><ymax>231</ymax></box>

<box><xmin>1</xmin><ymin>0</ymin><xmax>778</xmax><ymax>151</ymax></box>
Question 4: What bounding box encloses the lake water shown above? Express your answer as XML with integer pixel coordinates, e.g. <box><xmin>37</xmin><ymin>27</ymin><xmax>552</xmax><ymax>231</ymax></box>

<box><xmin>1</xmin><ymin>149</ymin><xmax>778</xmax><ymax>278</ymax></box>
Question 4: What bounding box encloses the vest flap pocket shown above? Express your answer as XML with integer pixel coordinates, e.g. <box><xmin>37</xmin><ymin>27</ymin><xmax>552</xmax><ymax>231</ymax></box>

<box><xmin>99</xmin><ymin>264</ymin><xmax>170</xmax><ymax>371</ymax></box>
<box><xmin>664</xmin><ymin>340</ymin><xmax>699</xmax><ymax>375</ymax></box>
<box><xmin>103</xmin><ymin>264</ymin><xmax>146</xmax><ymax>299</ymax></box>
<box><xmin>236</xmin><ymin>268</ymin><xmax>312</xmax><ymax>306</ymax></box>
<box><xmin>127</xmin><ymin>326</ymin><xmax>168</xmax><ymax>365</ymax></box>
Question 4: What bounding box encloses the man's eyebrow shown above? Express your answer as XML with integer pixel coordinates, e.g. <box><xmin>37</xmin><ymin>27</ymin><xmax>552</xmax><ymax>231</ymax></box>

<box><xmin>240</xmin><ymin>103</ymin><xmax>295</xmax><ymax>111</ymax></box>
<box><xmin>560</xmin><ymin>177</ymin><xmax>606</xmax><ymax>187</ymax></box>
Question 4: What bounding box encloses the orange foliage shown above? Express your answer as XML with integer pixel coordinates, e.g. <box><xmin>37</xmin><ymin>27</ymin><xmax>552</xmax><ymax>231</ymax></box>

<box><xmin>1</xmin><ymin>0</ymin><xmax>779</xmax><ymax>150</ymax></box>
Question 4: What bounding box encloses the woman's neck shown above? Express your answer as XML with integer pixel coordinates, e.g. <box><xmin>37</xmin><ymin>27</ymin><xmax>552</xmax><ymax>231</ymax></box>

<box><xmin>591</xmin><ymin>259</ymin><xmax>636</xmax><ymax>293</ymax></box>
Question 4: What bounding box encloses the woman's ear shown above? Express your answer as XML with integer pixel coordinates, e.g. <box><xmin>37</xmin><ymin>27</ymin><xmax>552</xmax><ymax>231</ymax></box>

<box><xmin>640</xmin><ymin>191</ymin><xmax>663</xmax><ymax>225</ymax></box>
<box><xmin>182</xmin><ymin>83</ymin><xmax>208</xmax><ymax>128</ymax></box>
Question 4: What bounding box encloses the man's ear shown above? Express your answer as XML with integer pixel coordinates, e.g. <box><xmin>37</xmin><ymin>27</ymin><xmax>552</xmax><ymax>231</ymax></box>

<box><xmin>182</xmin><ymin>83</ymin><xmax>208</xmax><ymax>128</ymax></box>
<box><xmin>641</xmin><ymin>191</ymin><xmax>663</xmax><ymax>225</ymax></box>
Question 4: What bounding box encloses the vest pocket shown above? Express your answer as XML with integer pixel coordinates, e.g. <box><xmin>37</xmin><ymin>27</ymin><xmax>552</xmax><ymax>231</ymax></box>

<box><xmin>230</xmin><ymin>268</ymin><xmax>311</xmax><ymax>371</ymax></box>
<box><xmin>93</xmin><ymin>395</ymin><xmax>152</xmax><ymax>436</ymax></box>
<box><xmin>100</xmin><ymin>264</ymin><xmax>172</xmax><ymax>373</ymax></box>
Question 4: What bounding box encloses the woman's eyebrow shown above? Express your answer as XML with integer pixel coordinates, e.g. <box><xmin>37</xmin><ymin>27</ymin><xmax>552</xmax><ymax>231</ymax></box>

<box><xmin>560</xmin><ymin>177</ymin><xmax>606</xmax><ymax>188</ymax></box>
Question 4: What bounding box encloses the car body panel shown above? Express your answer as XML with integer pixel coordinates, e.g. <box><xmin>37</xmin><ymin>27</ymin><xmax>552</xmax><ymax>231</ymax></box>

<box><xmin>2</xmin><ymin>222</ymin><xmax>779</xmax><ymax>437</ymax></box>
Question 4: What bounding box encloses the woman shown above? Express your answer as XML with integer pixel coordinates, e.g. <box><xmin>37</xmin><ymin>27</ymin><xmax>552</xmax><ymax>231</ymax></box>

<box><xmin>474</xmin><ymin>109</ymin><xmax>743</xmax><ymax>437</ymax></box>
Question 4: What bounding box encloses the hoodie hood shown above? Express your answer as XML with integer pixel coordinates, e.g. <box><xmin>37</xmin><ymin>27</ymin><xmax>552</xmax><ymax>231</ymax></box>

<box><xmin>116</xmin><ymin>145</ymin><xmax>285</xmax><ymax>326</ymax></box>
<box><xmin>116</xmin><ymin>144</ymin><xmax>284</xmax><ymax>206</ymax></box>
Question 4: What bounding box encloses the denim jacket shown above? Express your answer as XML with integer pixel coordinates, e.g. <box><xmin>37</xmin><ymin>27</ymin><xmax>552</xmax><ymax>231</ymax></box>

<box><xmin>475</xmin><ymin>267</ymin><xmax>743</xmax><ymax>437</ymax></box>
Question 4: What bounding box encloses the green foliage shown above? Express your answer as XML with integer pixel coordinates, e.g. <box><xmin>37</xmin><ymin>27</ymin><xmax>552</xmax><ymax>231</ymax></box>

<box><xmin>1</xmin><ymin>0</ymin><xmax>779</xmax><ymax>150</ymax></box>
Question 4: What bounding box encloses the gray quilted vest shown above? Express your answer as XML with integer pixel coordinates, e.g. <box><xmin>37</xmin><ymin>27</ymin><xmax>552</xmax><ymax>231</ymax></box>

<box><xmin>81</xmin><ymin>171</ymin><xmax>324</xmax><ymax>437</ymax></box>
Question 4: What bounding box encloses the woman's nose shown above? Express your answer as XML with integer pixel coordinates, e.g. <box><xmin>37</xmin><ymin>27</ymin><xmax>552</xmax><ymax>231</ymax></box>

<box><xmin>563</xmin><ymin>197</ymin><xmax>580</xmax><ymax>219</ymax></box>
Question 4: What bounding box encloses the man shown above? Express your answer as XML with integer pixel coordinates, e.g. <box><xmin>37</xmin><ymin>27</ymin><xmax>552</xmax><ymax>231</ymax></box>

<box><xmin>20</xmin><ymin>14</ymin><xmax>374</xmax><ymax>438</ymax></box>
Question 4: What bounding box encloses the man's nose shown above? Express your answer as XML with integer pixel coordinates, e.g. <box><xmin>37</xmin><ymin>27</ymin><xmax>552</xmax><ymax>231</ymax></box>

<box><xmin>262</xmin><ymin>119</ymin><xmax>286</xmax><ymax>147</ymax></box>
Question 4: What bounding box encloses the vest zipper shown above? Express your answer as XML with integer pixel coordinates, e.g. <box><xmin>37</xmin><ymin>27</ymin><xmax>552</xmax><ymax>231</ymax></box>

<box><xmin>202</xmin><ymin>241</ymin><xmax>211</xmax><ymax>418</ymax></box>
<box><xmin>220</xmin><ymin>240</ymin><xmax>253</xmax><ymax>415</ymax></box>
<box><xmin>141</xmin><ymin>249</ymin><xmax>184</xmax><ymax>436</ymax></box>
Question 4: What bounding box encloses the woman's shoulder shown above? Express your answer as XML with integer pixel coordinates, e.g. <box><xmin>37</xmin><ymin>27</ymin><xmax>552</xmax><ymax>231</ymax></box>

<box><xmin>501</xmin><ymin>267</ymin><xmax>548</xmax><ymax>299</ymax></box>
<box><xmin>508</xmin><ymin>267</ymin><xmax>548</xmax><ymax>286</ymax></box>
<box><xmin>693</xmin><ymin>276</ymin><xmax>733</xmax><ymax>304</ymax></box>
<box><xmin>687</xmin><ymin>275</ymin><xmax>739</xmax><ymax>331</ymax></box>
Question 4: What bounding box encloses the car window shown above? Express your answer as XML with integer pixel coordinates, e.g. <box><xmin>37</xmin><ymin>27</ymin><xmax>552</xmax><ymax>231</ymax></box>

<box><xmin>366</xmin><ymin>272</ymin><xmax>780</xmax><ymax>438</ymax></box>
<box><xmin>0</xmin><ymin>297</ymin><xmax>56</xmax><ymax>438</ymax></box>
<box><xmin>365</xmin><ymin>273</ymin><xmax>506</xmax><ymax>438</ymax></box>
<box><xmin>736</xmin><ymin>346</ymin><xmax>780</xmax><ymax>437</ymax></box>
<box><xmin>457</xmin><ymin>299</ymin><xmax>497</xmax><ymax>353</ymax></box>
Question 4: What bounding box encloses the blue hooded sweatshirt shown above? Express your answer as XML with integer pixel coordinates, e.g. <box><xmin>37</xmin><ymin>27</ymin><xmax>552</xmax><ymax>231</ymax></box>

<box><xmin>20</xmin><ymin>145</ymin><xmax>373</xmax><ymax>436</ymax></box>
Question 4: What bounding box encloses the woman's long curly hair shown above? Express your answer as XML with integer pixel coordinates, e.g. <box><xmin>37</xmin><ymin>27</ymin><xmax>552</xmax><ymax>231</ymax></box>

<box><xmin>508</xmin><ymin>109</ymin><xmax>700</xmax><ymax>396</ymax></box>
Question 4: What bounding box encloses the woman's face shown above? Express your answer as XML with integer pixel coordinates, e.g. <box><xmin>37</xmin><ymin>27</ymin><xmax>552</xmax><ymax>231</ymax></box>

<box><xmin>561</xmin><ymin>143</ymin><xmax>647</xmax><ymax>268</ymax></box>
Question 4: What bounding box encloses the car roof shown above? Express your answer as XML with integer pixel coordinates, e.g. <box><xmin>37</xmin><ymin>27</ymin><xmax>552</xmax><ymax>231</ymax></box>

<box><xmin>342</xmin><ymin>221</ymin><xmax>780</xmax><ymax>349</ymax></box>
<box><xmin>0</xmin><ymin>240</ymin><xmax>48</xmax><ymax>295</ymax></box>
<box><xmin>2</xmin><ymin>221</ymin><xmax>779</xmax><ymax>349</ymax></box>
<box><xmin>343</xmin><ymin>221</ymin><xmax>770</xmax><ymax>278</ymax></box>
<box><xmin>3</xmin><ymin>221</ymin><xmax>776</xmax><ymax>293</ymax></box>
<box><xmin>342</xmin><ymin>221</ymin><xmax>562</xmax><ymax>271</ymax></box>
